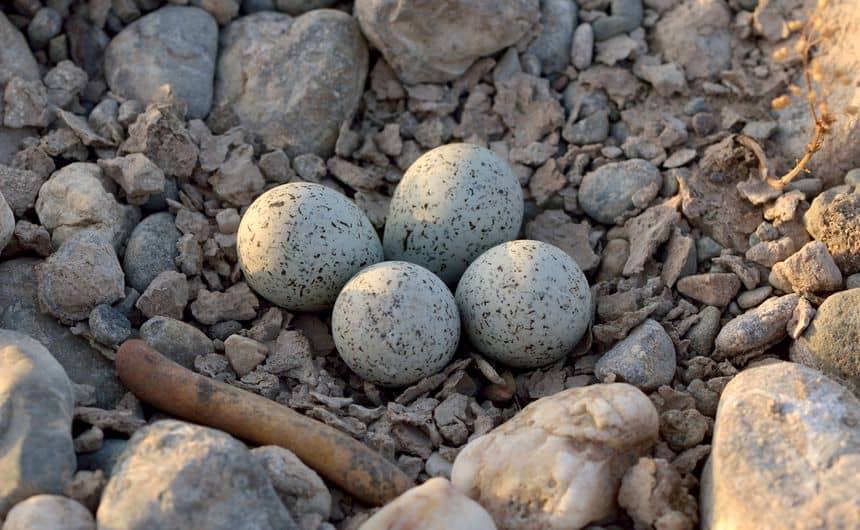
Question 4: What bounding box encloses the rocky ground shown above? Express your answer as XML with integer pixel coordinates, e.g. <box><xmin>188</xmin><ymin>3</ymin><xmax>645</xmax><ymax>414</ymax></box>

<box><xmin>1</xmin><ymin>0</ymin><xmax>859</xmax><ymax>529</ymax></box>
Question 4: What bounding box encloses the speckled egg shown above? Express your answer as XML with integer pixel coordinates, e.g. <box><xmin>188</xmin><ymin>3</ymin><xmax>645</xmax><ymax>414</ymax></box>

<box><xmin>455</xmin><ymin>240</ymin><xmax>592</xmax><ymax>369</ymax></box>
<box><xmin>383</xmin><ymin>143</ymin><xmax>523</xmax><ymax>284</ymax></box>
<box><xmin>332</xmin><ymin>261</ymin><xmax>460</xmax><ymax>387</ymax></box>
<box><xmin>237</xmin><ymin>182</ymin><xmax>383</xmax><ymax>311</ymax></box>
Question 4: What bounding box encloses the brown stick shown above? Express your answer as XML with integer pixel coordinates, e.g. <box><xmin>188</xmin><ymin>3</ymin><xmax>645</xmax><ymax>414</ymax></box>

<box><xmin>116</xmin><ymin>339</ymin><xmax>413</xmax><ymax>506</ymax></box>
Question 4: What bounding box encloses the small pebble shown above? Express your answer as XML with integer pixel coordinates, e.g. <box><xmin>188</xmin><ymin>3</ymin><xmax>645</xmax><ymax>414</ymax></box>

<box><xmin>88</xmin><ymin>304</ymin><xmax>131</xmax><ymax>347</ymax></box>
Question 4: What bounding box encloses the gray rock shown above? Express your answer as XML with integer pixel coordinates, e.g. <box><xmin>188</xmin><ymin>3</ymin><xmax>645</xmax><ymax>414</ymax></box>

<box><xmin>563</xmin><ymin>109</ymin><xmax>610</xmax><ymax>145</ymax></box>
<box><xmin>769</xmin><ymin>241</ymin><xmax>843</xmax><ymax>294</ymax></box>
<box><xmin>578</xmin><ymin>158</ymin><xmax>661</xmax><ymax>224</ymax></box>
<box><xmin>97</xmin><ymin>420</ymin><xmax>298</xmax><ymax>530</ymax></box>
<box><xmin>792</xmin><ymin>288</ymin><xmax>860</xmax><ymax>396</ymax></box>
<box><xmin>0</xmin><ymin>259</ymin><xmax>127</xmax><ymax>407</ymax></box>
<box><xmin>701</xmin><ymin>361</ymin><xmax>860</xmax><ymax>530</ymax></box>
<box><xmin>4</xmin><ymin>77</ymin><xmax>52</xmax><ymax>128</ymax></box>
<box><xmin>105</xmin><ymin>6</ymin><xmax>218</xmax><ymax>119</ymax></box>
<box><xmin>251</xmin><ymin>446</ymin><xmax>331</xmax><ymax>530</ymax></box>
<box><xmin>571</xmin><ymin>23</ymin><xmax>594</xmax><ymax>70</ymax></box>
<box><xmin>592</xmin><ymin>0</ymin><xmax>643</xmax><ymax>41</ymax></box>
<box><xmin>0</xmin><ymin>12</ymin><xmax>40</xmax><ymax>91</ymax></box>
<box><xmin>0</xmin><ymin>190</ymin><xmax>12</xmax><ymax>254</ymax></box>
<box><xmin>685</xmin><ymin>306</ymin><xmax>721</xmax><ymax>357</ymax></box>
<box><xmin>214</xmin><ymin>10</ymin><xmax>368</xmax><ymax>157</ymax></box>
<box><xmin>0</xmin><ymin>330</ymin><xmax>76</xmax><ymax>518</ymax></box>
<box><xmin>2</xmin><ymin>494</ymin><xmax>95</xmax><ymax>530</ymax></box>
<box><xmin>97</xmin><ymin>153</ymin><xmax>166</xmax><ymax>206</ymax></box>
<box><xmin>76</xmin><ymin>438</ymin><xmax>128</xmax><ymax>477</ymax></box>
<box><xmin>135</xmin><ymin>270</ymin><xmax>189</xmax><ymax>320</ymax></box>
<box><xmin>595</xmin><ymin>319</ymin><xmax>676</xmax><ymax>391</ymax></box>
<box><xmin>0</xmin><ymin>163</ymin><xmax>46</xmax><ymax>216</ymax></box>
<box><xmin>120</xmin><ymin>104</ymin><xmax>199</xmax><ymax>178</ymax></box>
<box><xmin>27</xmin><ymin>7</ymin><xmax>63</xmax><ymax>50</ymax></box>
<box><xmin>355</xmin><ymin>0</ymin><xmax>538</xmax><ymax>84</ymax></box>
<box><xmin>140</xmin><ymin>316</ymin><xmax>213</xmax><ymax>368</ymax></box>
<box><xmin>0</xmin><ymin>127</ymin><xmax>36</xmax><ymax>165</ymax></box>
<box><xmin>527</xmin><ymin>0</ymin><xmax>577</xmax><ymax>74</ymax></box>
<box><xmin>123</xmin><ymin>212</ymin><xmax>180</xmax><ymax>292</ymax></box>
<box><xmin>676</xmin><ymin>273</ymin><xmax>740</xmax><ymax>307</ymax></box>
<box><xmin>88</xmin><ymin>304</ymin><xmax>131</xmax><ymax>347</ymax></box>
<box><xmin>274</xmin><ymin>0</ymin><xmax>337</xmax><ymax>15</ymax></box>
<box><xmin>714</xmin><ymin>294</ymin><xmax>799</xmax><ymax>360</ymax></box>
<box><xmin>653</xmin><ymin>0</ymin><xmax>731</xmax><ymax>80</ymax></box>
<box><xmin>36</xmin><ymin>232</ymin><xmax>125</xmax><ymax>322</ymax></box>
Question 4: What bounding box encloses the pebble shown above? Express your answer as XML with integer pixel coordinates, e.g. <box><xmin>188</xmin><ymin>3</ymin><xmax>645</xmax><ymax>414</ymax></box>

<box><xmin>592</xmin><ymin>0</ymin><xmax>644</xmax><ymax>40</ymax></box>
<box><xmin>578</xmin><ymin>158</ymin><xmax>661</xmax><ymax>224</ymax></box>
<box><xmin>686</xmin><ymin>305</ymin><xmax>722</xmax><ymax>357</ymax></box>
<box><xmin>26</xmin><ymin>7</ymin><xmax>63</xmax><ymax>49</ymax></box>
<box><xmin>35</xmin><ymin>162</ymin><xmax>137</xmax><ymax>250</ymax></box>
<box><xmin>745</xmin><ymin>236</ymin><xmax>795</xmax><ymax>267</ymax></box>
<box><xmin>791</xmin><ymin>288</ymin><xmax>860</xmax><ymax>395</ymax></box>
<box><xmin>360</xmin><ymin>478</ymin><xmax>495</xmax><ymax>530</ymax></box>
<box><xmin>661</xmin><ymin>229</ymin><xmax>697</xmax><ymax>287</ymax></box>
<box><xmin>210</xmin><ymin>143</ymin><xmax>265</xmax><ymax>206</ymax></box>
<box><xmin>595</xmin><ymin>319</ymin><xmax>676</xmax><ymax>391</ymax></box>
<box><xmin>527</xmin><ymin>0</ymin><xmax>577</xmax><ymax>74</ymax></box>
<box><xmin>215</xmin><ymin>10</ymin><xmax>367</xmax><ymax>156</ymax></box>
<box><xmin>640</xmin><ymin>62</ymin><xmax>687</xmax><ymax>97</ymax></box>
<box><xmin>525</xmin><ymin>209</ymin><xmax>601</xmax><ymax>272</ymax></box>
<box><xmin>97</xmin><ymin>153</ymin><xmax>165</xmax><ymax>206</ymax></box>
<box><xmin>355</xmin><ymin>0</ymin><xmax>538</xmax><ymax>84</ymax></box>
<box><xmin>451</xmin><ymin>383</ymin><xmax>658</xmax><ymax>530</ymax></box>
<box><xmin>120</xmin><ymin>103</ymin><xmax>199</xmax><ymax>178</ymax></box>
<box><xmin>35</xmin><ymin>231</ymin><xmax>125</xmax><ymax>322</ymax></box>
<box><xmin>224</xmin><ymin>334</ymin><xmax>268</xmax><ymax>377</ymax></box>
<box><xmin>123</xmin><ymin>212</ymin><xmax>180</xmax><ymax>293</ymax></box>
<box><xmin>847</xmin><ymin>273</ymin><xmax>860</xmax><ymax>289</ymax></box>
<box><xmin>653</xmin><ymin>0</ymin><xmax>731</xmax><ymax>79</ymax></box>
<box><xmin>105</xmin><ymin>6</ymin><xmax>217</xmax><ymax>119</ymax></box>
<box><xmin>713</xmin><ymin>294</ymin><xmax>799</xmax><ymax>359</ymax></box>
<box><xmin>701</xmin><ymin>362</ymin><xmax>860</xmax><ymax>530</ymax></box>
<box><xmin>88</xmin><ymin>304</ymin><xmax>131</xmax><ymax>347</ymax></box>
<box><xmin>803</xmin><ymin>191</ymin><xmax>860</xmax><ymax>274</ymax></box>
<box><xmin>769</xmin><ymin>241</ymin><xmax>843</xmax><ymax>293</ymax></box>
<box><xmin>736</xmin><ymin>285</ymin><xmax>772</xmax><ymax>309</ymax></box>
<box><xmin>618</xmin><ymin>458</ymin><xmax>697</xmax><ymax>530</ymax></box>
<box><xmin>135</xmin><ymin>270</ymin><xmax>189</xmax><ymax>320</ymax></box>
<box><xmin>572</xmin><ymin>23</ymin><xmax>594</xmax><ymax>70</ymax></box>
<box><xmin>563</xmin><ymin>109</ymin><xmax>610</xmax><ymax>145</ymax></box>
<box><xmin>0</xmin><ymin>330</ymin><xmax>76</xmax><ymax>518</ymax></box>
<box><xmin>140</xmin><ymin>315</ymin><xmax>214</xmax><ymax>368</ymax></box>
<box><xmin>676</xmin><ymin>273</ymin><xmax>741</xmax><ymax>307</ymax></box>
<box><xmin>97</xmin><ymin>420</ymin><xmax>298</xmax><ymax>530</ymax></box>
<box><xmin>76</xmin><ymin>438</ymin><xmax>127</xmax><ymax>477</ymax></box>
<box><xmin>0</xmin><ymin>191</ymin><xmax>12</xmax><ymax>254</ymax></box>
<box><xmin>251</xmin><ymin>446</ymin><xmax>331</xmax><ymax>530</ymax></box>
<box><xmin>0</xmin><ymin>259</ymin><xmax>126</xmax><ymax>407</ymax></box>
<box><xmin>190</xmin><ymin>283</ymin><xmax>259</xmax><ymax>325</ymax></box>
<box><xmin>2</xmin><ymin>495</ymin><xmax>94</xmax><ymax>530</ymax></box>
<box><xmin>659</xmin><ymin>408</ymin><xmax>708</xmax><ymax>451</ymax></box>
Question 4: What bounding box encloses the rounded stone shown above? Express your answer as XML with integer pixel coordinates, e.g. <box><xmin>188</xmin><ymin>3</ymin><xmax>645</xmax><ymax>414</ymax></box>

<box><xmin>104</xmin><ymin>6</ymin><xmax>218</xmax><ymax>119</ymax></box>
<box><xmin>139</xmin><ymin>316</ymin><xmax>214</xmax><ymax>369</ymax></box>
<box><xmin>123</xmin><ymin>212</ymin><xmax>180</xmax><ymax>293</ymax></box>
<box><xmin>383</xmin><ymin>143</ymin><xmax>524</xmax><ymax>285</ymax></box>
<box><xmin>578</xmin><ymin>158</ymin><xmax>661</xmax><ymax>224</ymax></box>
<box><xmin>455</xmin><ymin>240</ymin><xmax>592</xmax><ymax>369</ymax></box>
<box><xmin>332</xmin><ymin>261</ymin><xmax>460</xmax><ymax>387</ymax></box>
<box><xmin>88</xmin><ymin>304</ymin><xmax>132</xmax><ymax>347</ymax></box>
<box><xmin>26</xmin><ymin>7</ymin><xmax>63</xmax><ymax>49</ymax></box>
<box><xmin>237</xmin><ymin>182</ymin><xmax>383</xmax><ymax>312</ymax></box>
<box><xmin>2</xmin><ymin>494</ymin><xmax>95</xmax><ymax>530</ymax></box>
<box><xmin>594</xmin><ymin>319</ymin><xmax>676</xmax><ymax>391</ymax></box>
<box><xmin>791</xmin><ymin>288</ymin><xmax>860</xmax><ymax>395</ymax></box>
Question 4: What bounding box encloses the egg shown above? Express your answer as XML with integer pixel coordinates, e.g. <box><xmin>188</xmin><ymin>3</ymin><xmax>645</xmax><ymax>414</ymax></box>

<box><xmin>455</xmin><ymin>240</ymin><xmax>592</xmax><ymax>369</ymax></box>
<box><xmin>237</xmin><ymin>182</ymin><xmax>383</xmax><ymax>311</ymax></box>
<box><xmin>332</xmin><ymin>261</ymin><xmax>460</xmax><ymax>387</ymax></box>
<box><xmin>383</xmin><ymin>143</ymin><xmax>523</xmax><ymax>284</ymax></box>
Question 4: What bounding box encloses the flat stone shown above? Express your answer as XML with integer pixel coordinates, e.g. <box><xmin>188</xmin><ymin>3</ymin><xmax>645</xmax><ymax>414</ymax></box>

<box><xmin>524</xmin><ymin>209</ymin><xmax>600</xmax><ymax>272</ymax></box>
<box><xmin>451</xmin><ymin>383</ymin><xmax>658</xmax><ymax>530</ymax></box>
<box><xmin>661</xmin><ymin>228</ymin><xmax>696</xmax><ymax>287</ymax></box>
<box><xmin>791</xmin><ymin>288</ymin><xmax>860</xmax><ymax>396</ymax></box>
<box><xmin>701</xmin><ymin>362</ymin><xmax>860</xmax><ymax>530</ymax></box>
<box><xmin>0</xmin><ymin>330</ymin><xmax>75</xmax><ymax>518</ymax></box>
<box><xmin>676</xmin><ymin>273</ymin><xmax>740</xmax><ymax>306</ymax></box>
<box><xmin>714</xmin><ymin>294</ymin><xmax>799</xmax><ymax>359</ymax></box>
<box><xmin>595</xmin><ymin>319</ymin><xmax>676</xmax><ymax>391</ymax></box>
<box><xmin>97</xmin><ymin>420</ymin><xmax>297</xmax><ymax>530</ymax></box>
<box><xmin>622</xmin><ymin>196</ymin><xmax>681</xmax><ymax>276</ymax></box>
<box><xmin>215</xmin><ymin>10</ymin><xmax>367</xmax><ymax>156</ymax></box>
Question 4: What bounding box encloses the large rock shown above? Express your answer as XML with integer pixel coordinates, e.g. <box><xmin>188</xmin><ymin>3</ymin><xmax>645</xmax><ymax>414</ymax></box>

<box><xmin>0</xmin><ymin>330</ymin><xmax>75</xmax><ymax>518</ymax></box>
<box><xmin>0</xmin><ymin>259</ymin><xmax>126</xmax><ymax>407</ymax></box>
<box><xmin>35</xmin><ymin>163</ymin><xmax>138</xmax><ymax>251</ymax></box>
<box><xmin>97</xmin><ymin>420</ymin><xmax>298</xmax><ymax>530</ymax></box>
<box><xmin>123</xmin><ymin>212</ymin><xmax>180</xmax><ymax>292</ymax></box>
<box><xmin>653</xmin><ymin>0</ymin><xmax>731</xmax><ymax>80</ymax></box>
<box><xmin>0</xmin><ymin>12</ymin><xmax>40</xmax><ymax>91</ymax></box>
<box><xmin>105</xmin><ymin>6</ymin><xmax>218</xmax><ymax>119</ymax></box>
<box><xmin>594</xmin><ymin>319</ymin><xmax>676</xmax><ymax>391</ymax></box>
<box><xmin>36</xmin><ymin>232</ymin><xmax>125</xmax><ymax>322</ymax></box>
<box><xmin>451</xmin><ymin>384</ymin><xmax>659</xmax><ymax>530</ymax></box>
<box><xmin>2</xmin><ymin>494</ymin><xmax>95</xmax><ymax>530</ymax></box>
<box><xmin>360</xmin><ymin>478</ymin><xmax>496</xmax><ymax>530</ymax></box>
<box><xmin>791</xmin><ymin>288</ymin><xmax>860</xmax><ymax>395</ymax></box>
<box><xmin>773</xmin><ymin>0</ymin><xmax>860</xmax><ymax>186</ymax></box>
<box><xmin>355</xmin><ymin>0</ymin><xmax>539</xmax><ymax>84</ymax></box>
<box><xmin>214</xmin><ymin>10</ymin><xmax>367</xmax><ymax>156</ymax></box>
<box><xmin>701</xmin><ymin>361</ymin><xmax>860</xmax><ymax>530</ymax></box>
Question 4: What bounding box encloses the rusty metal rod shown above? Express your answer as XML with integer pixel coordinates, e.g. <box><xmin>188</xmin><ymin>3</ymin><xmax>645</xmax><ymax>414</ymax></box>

<box><xmin>116</xmin><ymin>339</ymin><xmax>413</xmax><ymax>506</ymax></box>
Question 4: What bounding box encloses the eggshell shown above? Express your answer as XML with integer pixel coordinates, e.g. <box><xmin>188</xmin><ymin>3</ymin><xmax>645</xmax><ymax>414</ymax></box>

<box><xmin>383</xmin><ymin>143</ymin><xmax>523</xmax><ymax>284</ymax></box>
<box><xmin>455</xmin><ymin>240</ymin><xmax>592</xmax><ymax>368</ymax></box>
<box><xmin>332</xmin><ymin>261</ymin><xmax>460</xmax><ymax>387</ymax></box>
<box><xmin>237</xmin><ymin>182</ymin><xmax>383</xmax><ymax>311</ymax></box>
